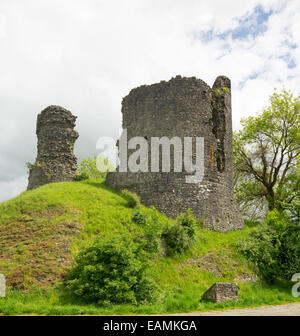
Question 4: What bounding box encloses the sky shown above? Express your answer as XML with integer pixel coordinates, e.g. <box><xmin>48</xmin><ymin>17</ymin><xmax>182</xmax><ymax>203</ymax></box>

<box><xmin>0</xmin><ymin>0</ymin><xmax>299</xmax><ymax>202</ymax></box>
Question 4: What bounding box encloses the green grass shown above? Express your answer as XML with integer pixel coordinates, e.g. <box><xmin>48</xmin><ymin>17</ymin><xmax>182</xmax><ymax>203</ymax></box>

<box><xmin>0</xmin><ymin>179</ymin><xmax>299</xmax><ymax>315</ymax></box>
<box><xmin>1</xmin><ymin>281</ymin><xmax>298</xmax><ymax>316</ymax></box>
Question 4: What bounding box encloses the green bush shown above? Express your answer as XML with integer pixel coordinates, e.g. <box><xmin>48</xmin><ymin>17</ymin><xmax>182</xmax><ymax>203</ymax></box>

<box><xmin>143</xmin><ymin>231</ymin><xmax>161</xmax><ymax>254</ymax></box>
<box><xmin>132</xmin><ymin>211</ymin><xmax>147</xmax><ymax>225</ymax></box>
<box><xmin>132</xmin><ymin>210</ymin><xmax>162</xmax><ymax>254</ymax></box>
<box><xmin>162</xmin><ymin>224</ymin><xmax>190</xmax><ymax>255</ymax></box>
<box><xmin>142</xmin><ymin>212</ymin><xmax>163</xmax><ymax>254</ymax></box>
<box><xmin>176</xmin><ymin>209</ymin><xmax>197</xmax><ymax>239</ymax></box>
<box><xmin>161</xmin><ymin>210</ymin><xmax>197</xmax><ymax>256</ymax></box>
<box><xmin>74</xmin><ymin>171</ymin><xmax>89</xmax><ymax>181</ymax></box>
<box><xmin>121</xmin><ymin>190</ymin><xmax>141</xmax><ymax>209</ymax></box>
<box><xmin>65</xmin><ymin>236</ymin><xmax>156</xmax><ymax>305</ymax></box>
<box><xmin>238</xmin><ymin>210</ymin><xmax>300</xmax><ymax>283</ymax></box>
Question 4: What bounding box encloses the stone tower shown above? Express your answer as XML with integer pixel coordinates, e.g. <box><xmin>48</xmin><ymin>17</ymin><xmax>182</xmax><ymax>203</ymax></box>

<box><xmin>27</xmin><ymin>105</ymin><xmax>79</xmax><ymax>190</ymax></box>
<box><xmin>106</xmin><ymin>75</ymin><xmax>244</xmax><ymax>231</ymax></box>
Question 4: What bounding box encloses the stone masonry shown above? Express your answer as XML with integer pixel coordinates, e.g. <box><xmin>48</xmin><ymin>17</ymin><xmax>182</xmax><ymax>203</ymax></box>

<box><xmin>27</xmin><ymin>105</ymin><xmax>79</xmax><ymax>190</ymax></box>
<box><xmin>202</xmin><ymin>282</ymin><xmax>239</xmax><ymax>303</ymax></box>
<box><xmin>0</xmin><ymin>274</ymin><xmax>5</xmax><ymax>298</ymax></box>
<box><xmin>106</xmin><ymin>75</ymin><xmax>244</xmax><ymax>231</ymax></box>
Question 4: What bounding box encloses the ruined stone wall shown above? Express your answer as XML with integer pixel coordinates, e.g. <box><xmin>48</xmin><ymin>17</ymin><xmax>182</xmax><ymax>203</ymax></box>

<box><xmin>27</xmin><ymin>105</ymin><xmax>79</xmax><ymax>190</ymax></box>
<box><xmin>106</xmin><ymin>75</ymin><xmax>244</xmax><ymax>231</ymax></box>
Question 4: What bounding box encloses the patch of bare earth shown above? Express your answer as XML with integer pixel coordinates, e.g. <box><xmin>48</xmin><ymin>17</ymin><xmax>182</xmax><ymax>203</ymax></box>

<box><xmin>0</xmin><ymin>206</ymin><xmax>83</xmax><ymax>290</ymax></box>
<box><xmin>179</xmin><ymin>252</ymin><xmax>256</xmax><ymax>282</ymax></box>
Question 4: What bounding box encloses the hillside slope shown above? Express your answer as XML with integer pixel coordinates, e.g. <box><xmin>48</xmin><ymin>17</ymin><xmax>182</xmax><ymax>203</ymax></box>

<box><xmin>0</xmin><ymin>180</ymin><xmax>299</xmax><ymax>315</ymax></box>
<box><xmin>0</xmin><ymin>180</ymin><xmax>158</xmax><ymax>289</ymax></box>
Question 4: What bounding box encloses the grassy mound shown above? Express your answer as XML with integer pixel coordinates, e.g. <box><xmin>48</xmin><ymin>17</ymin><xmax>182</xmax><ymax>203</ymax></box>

<box><xmin>0</xmin><ymin>180</ymin><xmax>299</xmax><ymax>315</ymax></box>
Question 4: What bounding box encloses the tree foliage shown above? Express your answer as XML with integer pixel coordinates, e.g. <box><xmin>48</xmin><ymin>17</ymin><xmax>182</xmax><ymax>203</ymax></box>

<box><xmin>234</xmin><ymin>89</ymin><xmax>300</xmax><ymax>218</ymax></box>
<box><xmin>65</xmin><ymin>235</ymin><xmax>156</xmax><ymax>305</ymax></box>
<box><xmin>76</xmin><ymin>155</ymin><xmax>115</xmax><ymax>180</ymax></box>
<box><xmin>238</xmin><ymin>209</ymin><xmax>300</xmax><ymax>284</ymax></box>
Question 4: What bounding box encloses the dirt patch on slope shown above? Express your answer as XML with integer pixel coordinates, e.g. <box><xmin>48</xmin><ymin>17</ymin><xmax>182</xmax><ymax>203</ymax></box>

<box><xmin>0</xmin><ymin>205</ymin><xmax>83</xmax><ymax>290</ymax></box>
<box><xmin>179</xmin><ymin>251</ymin><xmax>256</xmax><ymax>282</ymax></box>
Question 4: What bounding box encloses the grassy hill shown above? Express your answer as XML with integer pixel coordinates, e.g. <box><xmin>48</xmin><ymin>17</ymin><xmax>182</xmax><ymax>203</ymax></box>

<box><xmin>0</xmin><ymin>180</ymin><xmax>299</xmax><ymax>315</ymax></box>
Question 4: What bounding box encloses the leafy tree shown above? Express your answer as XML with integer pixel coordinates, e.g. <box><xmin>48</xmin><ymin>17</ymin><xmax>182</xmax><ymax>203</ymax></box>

<box><xmin>76</xmin><ymin>155</ymin><xmax>115</xmax><ymax>180</ymax></box>
<box><xmin>234</xmin><ymin>89</ymin><xmax>300</xmax><ymax>218</ymax></box>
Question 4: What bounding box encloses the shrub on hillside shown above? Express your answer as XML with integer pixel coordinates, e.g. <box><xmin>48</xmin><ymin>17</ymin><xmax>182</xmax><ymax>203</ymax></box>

<box><xmin>162</xmin><ymin>224</ymin><xmax>190</xmax><ymax>255</ymax></box>
<box><xmin>161</xmin><ymin>209</ymin><xmax>197</xmax><ymax>255</ymax></box>
<box><xmin>74</xmin><ymin>171</ymin><xmax>89</xmax><ymax>181</ymax></box>
<box><xmin>65</xmin><ymin>236</ymin><xmax>156</xmax><ymax>305</ymax></box>
<box><xmin>132</xmin><ymin>210</ymin><xmax>162</xmax><ymax>254</ymax></box>
<box><xmin>176</xmin><ymin>209</ymin><xmax>197</xmax><ymax>239</ymax></box>
<box><xmin>122</xmin><ymin>189</ymin><xmax>141</xmax><ymax>209</ymax></box>
<box><xmin>132</xmin><ymin>211</ymin><xmax>147</xmax><ymax>225</ymax></box>
<box><xmin>142</xmin><ymin>212</ymin><xmax>163</xmax><ymax>254</ymax></box>
<box><xmin>237</xmin><ymin>210</ymin><xmax>300</xmax><ymax>283</ymax></box>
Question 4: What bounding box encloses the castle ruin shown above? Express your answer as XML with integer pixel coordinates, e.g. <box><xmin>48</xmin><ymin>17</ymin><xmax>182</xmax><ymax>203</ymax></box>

<box><xmin>27</xmin><ymin>105</ymin><xmax>79</xmax><ymax>190</ymax></box>
<box><xmin>106</xmin><ymin>75</ymin><xmax>244</xmax><ymax>231</ymax></box>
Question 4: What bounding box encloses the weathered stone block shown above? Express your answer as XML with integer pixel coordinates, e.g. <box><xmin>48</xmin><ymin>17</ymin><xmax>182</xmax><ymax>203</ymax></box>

<box><xmin>202</xmin><ymin>282</ymin><xmax>238</xmax><ymax>303</ymax></box>
<box><xmin>0</xmin><ymin>274</ymin><xmax>5</xmax><ymax>298</ymax></box>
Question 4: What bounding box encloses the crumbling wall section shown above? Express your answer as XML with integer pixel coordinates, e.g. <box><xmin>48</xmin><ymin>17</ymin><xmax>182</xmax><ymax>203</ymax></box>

<box><xmin>27</xmin><ymin>105</ymin><xmax>79</xmax><ymax>190</ymax></box>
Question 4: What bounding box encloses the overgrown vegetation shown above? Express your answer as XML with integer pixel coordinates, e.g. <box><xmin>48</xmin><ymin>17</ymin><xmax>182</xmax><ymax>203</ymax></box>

<box><xmin>132</xmin><ymin>210</ymin><xmax>162</xmax><ymax>254</ymax></box>
<box><xmin>75</xmin><ymin>155</ymin><xmax>114</xmax><ymax>181</ymax></box>
<box><xmin>132</xmin><ymin>211</ymin><xmax>148</xmax><ymax>225</ymax></box>
<box><xmin>0</xmin><ymin>180</ymin><xmax>168</xmax><ymax>293</ymax></box>
<box><xmin>233</xmin><ymin>89</ymin><xmax>300</xmax><ymax>220</ymax></box>
<box><xmin>233</xmin><ymin>88</ymin><xmax>300</xmax><ymax>287</ymax></box>
<box><xmin>238</xmin><ymin>208</ymin><xmax>300</xmax><ymax>284</ymax></box>
<box><xmin>177</xmin><ymin>209</ymin><xmax>197</xmax><ymax>239</ymax></box>
<box><xmin>2</xmin><ymin>179</ymin><xmax>298</xmax><ymax>315</ymax></box>
<box><xmin>65</xmin><ymin>235</ymin><xmax>156</xmax><ymax>305</ymax></box>
<box><xmin>162</xmin><ymin>210</ymin><xmax>197</xmax><ymax>256</ymax></box>
<box><xmin>121</xmin><ymin>189</ymin><xmax>141</xmax><ymax>209</ymax></box>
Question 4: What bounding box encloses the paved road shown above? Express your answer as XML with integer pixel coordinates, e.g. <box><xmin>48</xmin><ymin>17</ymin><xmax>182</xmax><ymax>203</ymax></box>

<box><xmin>172</xmin><ymin>303</ymin><xmax>300</xmax><ymax>316</ymax></box>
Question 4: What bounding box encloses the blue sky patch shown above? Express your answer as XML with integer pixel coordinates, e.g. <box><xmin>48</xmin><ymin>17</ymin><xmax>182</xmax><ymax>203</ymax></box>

<box><xmin>279</xmin><ymin>53</ymin><xmax>297</xmax><ymax>69</ymax></box>
<box><xmin>237</xmin><ymin>70</ymin><xmax>266</xmax><ymax>89</ymax></box>
<box><xmin>195</xmin><ymin>5</ymin><xmax>273</xmax><ymax>42</ymax></box>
